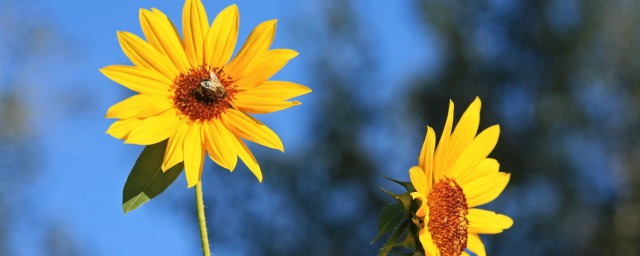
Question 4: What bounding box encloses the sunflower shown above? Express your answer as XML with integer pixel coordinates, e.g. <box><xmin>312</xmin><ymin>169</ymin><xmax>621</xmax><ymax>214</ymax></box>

<box><xmin>102</xmin><ymin>0</ymin><xmax>310</xmax><ymax>187</ymax></box>
<box><xmin>409</xmin><ymin>97</ymin><xmax>512</xmax><ymax>256</ymax></box>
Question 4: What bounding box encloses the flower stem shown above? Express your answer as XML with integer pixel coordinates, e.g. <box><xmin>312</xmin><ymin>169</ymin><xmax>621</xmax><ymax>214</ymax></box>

<box><xmin>196</xmin><ymin>181</ymin><xmax>211</xmax><ymax>256</ymax></box>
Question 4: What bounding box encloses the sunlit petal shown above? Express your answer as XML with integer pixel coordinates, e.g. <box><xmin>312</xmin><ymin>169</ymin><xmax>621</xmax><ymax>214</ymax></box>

<box><xmin>183</xmin><ymin>123</ymin><xmax>205</xmax><ymax>187</ymax></box>
<box><xmin>409</xmin><ymin>166</ymin><xmax>429</xmax><ymax>195</ymax></box>
<box><xmin>125</xmin><ymin>109</ymin><xmax>182</xmax><ymax>145</ymax></box>
<box><xmin>463</xmin><ymin>172</ymin><xmax>510</xmax><ymax>208</ymax></box>
<box><xmin>182</xmin><ymin>0</ymin><xmax>209</xmax><ymax>66</ymax></box>
<box><xmin>117</xmin><ymin>31</ymin><xmax>179</xmax><ymax>80</ymax></box>
<box><xmin>234</xmin><ymin>49</ymin><xmax>298</xmax><ymax>90</ymax></box>
<box><xmin>202</xmin><ymin>119</ymin><xmax>237</xmax><ymax>171</ymax></box>
<box><xmin>139</xmin><ymin>8</ymin><xmax>191</xmax><ymax>73</ymax></box>
<box><xmin>467</xmin><ymin>208</ymin><xmax>513</xmax><ymax>234</ymax></box>
<box><xmin>232</xmin><ymin>95</ymin><xmax>301</xmax><ymax>114</ymax></box>
<box><xmin>224</xmin><ymin>19</ymin><xmax>277</xmax><ymax>79</ymax></box>
<box><xmin>466</xmin><ymin>233</ymin><xmax>486</xmax><ymax>256</ymax></box>
<box><xmin>221</xmin><ymin>109</ymin><xmax>284</xmax><ymax>151</ymax></box>
<box><xmin>162</xmin><ymin>123</ymin><xmax>189</xmax><ymax>171</ymax></box>
<box><xmin>449</xmin><ymin>125</ymin><xmax>499</xmax><ymax>178</ymax></box>
<box><xmin>204</xmin><ymin>4</ymin><xmax>239</xmax><ymax>67</ymax></box>
<box><xmin>238</xmin><ymin>81</ymin><xmax>311</xmax><ymax>100</ymax></box>
<box><xmin>106</xmin><ymin>118</ymin><xmax>143</xmax><ymax>140</ymax></box>
<box><xmin>106</xmin><ymin>94</ymin><xmax>172</xmax><ymax>119</ymax></box>
<box><xmin>230</xmin><ymin>135</ymin><xmax>263</xmax><ymax>182</ymax></box>
<box><xmin>441</xmin><ymin>97</ymin><xmax>481</xmax><ymax>177</ymax></box>
<box><xmin>100</xmin><ymin>65</ymin><xmax>171</xmax><ymax>97</ymax></box>
<box><xmin>457</xmin><ymin>158</ymin><xmax>499</xmax><ymax>186</ymax></box>
<box><xmin>433</xmin><ymin>100</ymin><xmax>454</xmax><ymax>180</ymax></box>
<box><xmin>418</xmin><ymin>126</ymin><xmax>436</xmax><ymax>189</ymax></box>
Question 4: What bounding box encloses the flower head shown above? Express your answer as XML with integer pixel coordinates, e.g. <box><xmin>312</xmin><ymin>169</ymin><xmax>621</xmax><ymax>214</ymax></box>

<box><xmin>410</xmin><ymin>97</ymin><xmax>512</xmax><ymax>256</ymax></box>
<box><xmin>102</xmin><ymin>0</ymin><xmax>310</xmax><ymax>187</ymax></box>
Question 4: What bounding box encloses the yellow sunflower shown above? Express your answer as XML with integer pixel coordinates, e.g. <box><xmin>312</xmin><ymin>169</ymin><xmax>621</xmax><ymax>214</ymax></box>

<box><xmin>102</xmin><ymin>0</ymin><xmax>310</xmax><ymax>187</ymax></box>
<box><xmin>409</xmin><ymin>97</ymin><xmax>512</xmax><ymax>256</ymax></box>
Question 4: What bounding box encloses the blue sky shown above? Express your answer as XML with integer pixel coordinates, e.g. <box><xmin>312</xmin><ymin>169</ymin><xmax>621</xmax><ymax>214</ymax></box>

<box><xmin>6</xmin><ymin>1</ymin><xmax>435</xmax><ymax>255</ymax></box>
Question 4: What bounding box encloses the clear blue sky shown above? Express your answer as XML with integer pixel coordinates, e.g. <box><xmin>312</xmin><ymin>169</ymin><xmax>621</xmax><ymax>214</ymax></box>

<box><xmin>8</xmin><ymin>1</ymin><xmax>434</xmax><ymax>255</ymax></box>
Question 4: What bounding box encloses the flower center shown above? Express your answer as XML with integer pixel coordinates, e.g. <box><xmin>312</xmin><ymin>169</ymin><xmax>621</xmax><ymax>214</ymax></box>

<box><xmin>172</xmin><ymin>65</ymin><xmax>237</xmax><ymax>122</ymax></box>
<box><xmin>427</xmin><ymin>178</ymin><xmax>469</xmax><ymax>256</ymax></box>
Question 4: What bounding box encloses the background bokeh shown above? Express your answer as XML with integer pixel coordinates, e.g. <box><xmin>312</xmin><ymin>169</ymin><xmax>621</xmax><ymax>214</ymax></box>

<box><xmin>1</xmin><ymin>0</ymin><xmax>639</xmax><ymax>255</ymax></box>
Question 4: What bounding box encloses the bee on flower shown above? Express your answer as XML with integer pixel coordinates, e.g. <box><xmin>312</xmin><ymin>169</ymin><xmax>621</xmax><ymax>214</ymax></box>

<box><xmin>102</xmin><ymin>0</ymin><xmax>311</xmax><ymax>187</ymax></box>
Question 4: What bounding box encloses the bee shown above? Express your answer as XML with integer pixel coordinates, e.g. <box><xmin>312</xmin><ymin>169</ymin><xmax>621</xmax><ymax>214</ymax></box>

<box><xmin>200</xmin><ymin>71</ymin><xmax>227</xmax><ymax>99</ymax></box>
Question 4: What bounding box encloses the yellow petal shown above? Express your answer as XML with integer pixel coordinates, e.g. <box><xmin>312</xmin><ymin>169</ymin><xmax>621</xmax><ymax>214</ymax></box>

<box><xmin>215</xmin><ymin>122</ymin><xmax>241</xmax><ymax>171</ymax></box>
<box><xmin>441</xmin><ymin>97</ymin><xmax>481</xmax><ymax>177</ymax></box>
<box><xmin>139</xmin><ymin>8</ymin><xmax>191</xmax><ymax>73</ymax></box>
<box><xmin>230</xmin><ymin>136</ymin><xmax>263</xmax><ymax>182</ymax></box>
<box><xmin>204</xmin><ymin>4</ymin><xmax>239</xmax><ymax>68</ymax></box>
<box><xmin>410</xmin><ymin>191</ymin><xmax>428</xmax><ymax>218</ymax></box>
<box><xmin>466</xmin><ymin>233</ymin><xmax>486</xmax><ymax>256</ymax></box>
<box><xmin>125</xmin><ymin>109</ymin><xmax>182</xmax><ymax>145</ymax></box>
<box><xmin>449</xmin><ymin>125</ymin><xmax>500</xmax><ymax>178</ymax></box>
<box><xmin>183</xmin><ymin>123</ymin><xmax>205</xmax><ymax>187</ymax></box>
<box><xmin>409</xmin><ymin>166</ymin><xmax>429</xmax><ymax>195</ymax></box>
<box><xmin>418</xmin><ymin>126</ymin><xmax>436</xmax><ymax>189</ymax></box>
<box><xmin>457</xmin><ymin>158</ymin><xmax>499</xmax><ymax>186</ymax></box>
<box><xmin>106</xmin><ymin>118</ymin><xmax>143</xmax><ymax>140</ymax></box>
<box><xmin>232</xmin><ymin>95</ymin><xmax>301</xmax><ymax>114</ymax></box>
<box><xmin>467</xmin><ymin>208</ymin><xmax>513</xmax><ymax>234</ymax></box>
<box><xmin>224</xmin><ymin>19</ymin><xmax>277</xmax><ymax>79</ymax></box>
<box><xmin>221</xmin><ymin>109</ymin><xmax>284</xmax><ymax>151</ymax></box>
<box><xmin>433</xmin><ymin>100</ymin><xmax>454</xmax><ymax>181</ymax></box>
<box><xmin>464</xmin><ymin>172</ymin><xmax>510</xmax><ymax>208</ymax></box>
<box><xmin>408</xmin><ymin>166</ymin><xmax>431</xmax><ymax>218</ymax></box>
<box><xmin>419</xmin><ymin>228</ymin><xmax>440</xmax><ymax>256</ymax></box>
<box><xmin>202</xmin><ymin>119</ymin><xmax>237</xmax><ymax>171</ymax></box>
<box><xmin>234</xmin><ymin>49</ymin><xmax>298</xmax><ymax>90</ymax></box>
<box><xmin>163</xmin><ymin>123</ymin><xmax>189</xmax><ymax>171</ymax></box>
<box><xmin>106</xmin><ymin>94</ymin><xmax>172</xmax><ymax>119</ymax></box>
<box><xmin>100</xmin><ymin>65</ymin><xmax>171</xmax><ymax>97</ymax></box>
<box><xmin>238</xmin><ymin>81</ymin><xmax>311</xmax><ymax>100</ymax></box>
<box><xmin>182</xmin><ymin>0</ymin><xmax>209</xmax><ymax>67</ymax></box>
<box><xmin>117</xmin><ymin>31</ymin><xmax>180</xmax><ymax>80</ymax></box>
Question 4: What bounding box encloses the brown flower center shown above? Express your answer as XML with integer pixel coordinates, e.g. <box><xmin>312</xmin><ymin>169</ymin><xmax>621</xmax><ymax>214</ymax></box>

<box><xmin>172</xmin><ymin>65</ymin><xmax>237</xmax><ymax>122</ymax></box>
<box><xmin>427</xmin><ymin>178</ymin><xmax>469</xmax><ymax>256</ymax></box>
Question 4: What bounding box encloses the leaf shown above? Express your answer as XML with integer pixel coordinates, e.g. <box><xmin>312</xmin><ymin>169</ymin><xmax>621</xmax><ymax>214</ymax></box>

<box><xmin>396</xmin><ymin>192</ymin><xmax>415</xmax><ymax>216</ymax></box>
<box><xmin>372</xmin><ymin>203</ymin><xmax>405</xmax><ymax>244</ymax></box>
<box><xmin>380</xmin><ymin>187</ymin><xmax>400</xmax><ymax>199</ymax></box>
<box><xmin>122</xmin><ymin>140</ymin><xmax>183</xmax><ymax>214</ymax></box>
<box><xmin>396</xmin><ymin>227</ymin><xmax>418</xmax><ymax>250</ymax></box>
<box><xmin>381</xmin><ymin>174</ymin><xmax>415</xmax><ymax>192</ymax></box>
<box><xmin>377</xmin><ymin>220</ymin><xmax>410</xmax><ymax>256</ymax></box>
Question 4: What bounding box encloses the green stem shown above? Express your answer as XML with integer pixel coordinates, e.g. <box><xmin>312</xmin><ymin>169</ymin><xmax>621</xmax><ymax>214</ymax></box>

<box><xmin>196</xmin><ymin>181</ymin><xmax>211</xmax><ymax>256</ymax></box>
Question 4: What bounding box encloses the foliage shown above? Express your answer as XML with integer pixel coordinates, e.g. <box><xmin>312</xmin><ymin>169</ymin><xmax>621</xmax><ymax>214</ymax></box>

<box><xmin>122</xmin><ymin>140</ymin><xmax>183</xmax><ymax>214</ymax></box>
<box><xmin>373</xmin><ymin>177</ymin><xmax>422</xmax><ymax>256</ymax></box>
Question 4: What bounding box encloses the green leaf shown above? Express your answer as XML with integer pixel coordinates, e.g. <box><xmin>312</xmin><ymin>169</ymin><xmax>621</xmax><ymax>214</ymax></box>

<box><xmin>381</xmin><ymin>175</ymin><xmax>415</xmax><ymax>192</ymax></box>
<box><xmin>396</xmin><ymin>192</ymin><xmax>415</xmax><ymax>216</ymax></box>
<box><xmin>122</xmin><ymin>140</ymin><xmax>183</xmax><ymax>214</ymax></box>
<box><xmin>380</xmin><ymin>187</ymin><xmax>400</xmax><ymax>199</ymax></box>
<box><xmin>377</xmin><ymin>220</ymin><xmax>410</xmax><ymax>256</ymax></box>
<box><xmin>372</xmin><ymin>203</ymin><xmax>405</xmax><ymax>244</ymax></box>
<box><xmin>395</xmin><ymin>226</ymin><xmax>418</xmax><ymax>250</ymax></box>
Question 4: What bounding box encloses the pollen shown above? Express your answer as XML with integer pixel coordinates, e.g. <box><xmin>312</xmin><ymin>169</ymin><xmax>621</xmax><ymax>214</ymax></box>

<box><xmin>427</xmin><ymin>178</ymin><xmax>469</xmax><ymax>256</ymax></box>
<box><xmin>172</xmin><ymin>65</ymin><xmax>237</xmax><ymax>122</ymax></box>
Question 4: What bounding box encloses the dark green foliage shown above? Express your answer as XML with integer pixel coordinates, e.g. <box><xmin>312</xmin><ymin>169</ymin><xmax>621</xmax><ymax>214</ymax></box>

<box><xmin>122</xmin><ymin>140</ymin><xmax>183</xmax><ymax>214</ymax></box>
<box><xmin>374</xmin><ymin>178</ymin><xmax>422</xmax><ymax>256</ymax></box>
